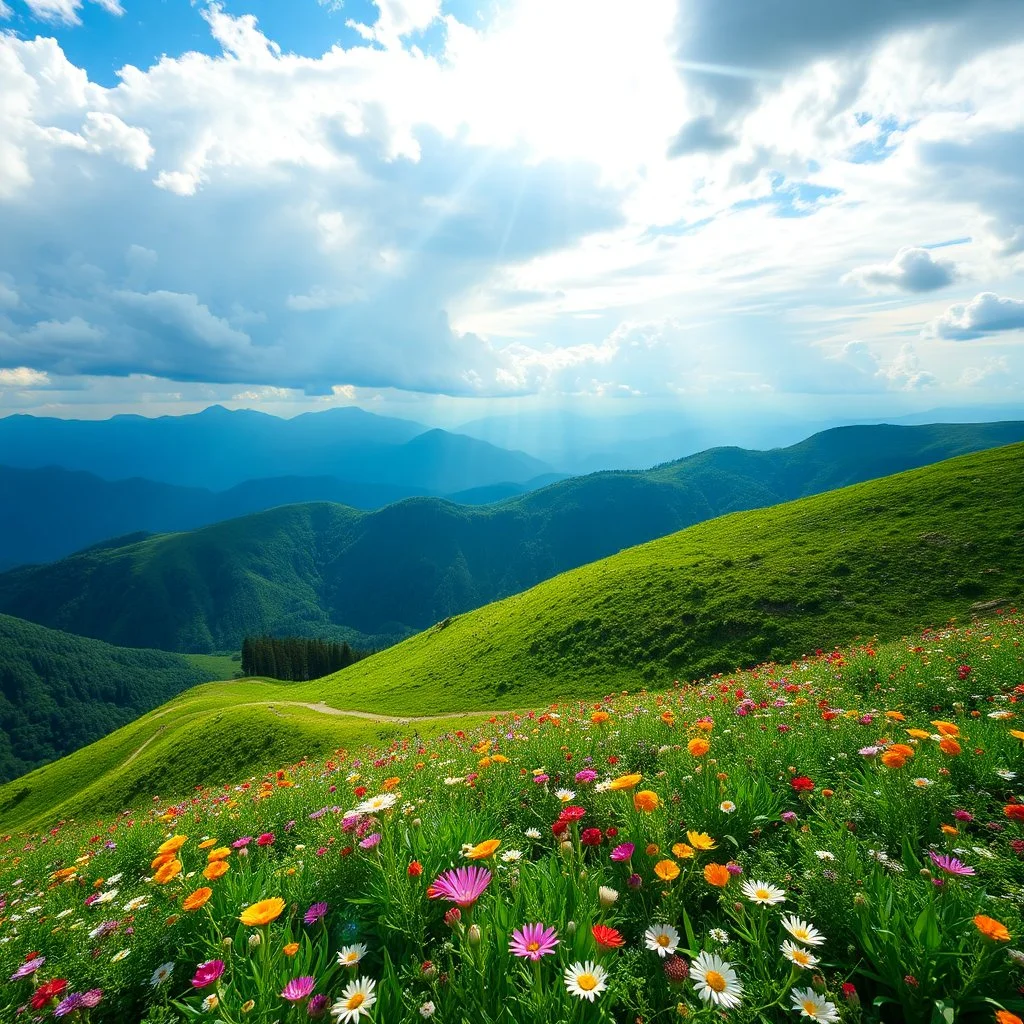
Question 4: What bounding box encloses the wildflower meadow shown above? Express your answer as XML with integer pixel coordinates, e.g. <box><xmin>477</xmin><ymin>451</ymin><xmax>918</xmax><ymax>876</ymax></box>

<box><xmin>3</xmin><ymin>615</ymin><xmax>1024</xmax><ymax>1024</ymax></box>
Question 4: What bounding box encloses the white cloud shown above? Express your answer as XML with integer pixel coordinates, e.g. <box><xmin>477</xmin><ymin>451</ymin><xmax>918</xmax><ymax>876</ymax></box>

<box><xmin>0</xmin><ymin>3</ymin><xmax>13</xmax><ymax>20</ymax></box>
<box><xmin>843</xmin><ymin>246</ymin><xmax>958</xmax><ymax>293</ymax></box>
<box><xmin>0</xmin><ymin>366</ymin><xmax>49</xmax><ymax>387</ymax></box>
<box><xmin>82</xmin><ymin>112</ymin><xmax>154</xmax><ymax>170</ymax></box>
<box><xmin>926</xmin><ymin>291</ymin><xmax>1024</xmax><ymax>339</ymax></box>
<box><xmin>22</xmin><ymin>0</ymin><xmax>123</xmax><ymax>26</ymax></box>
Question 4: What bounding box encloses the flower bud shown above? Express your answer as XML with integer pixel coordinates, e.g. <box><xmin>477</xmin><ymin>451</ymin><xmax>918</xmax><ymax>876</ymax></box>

<box><xmin>559</xmin><ymin>840</ymin><xmax>573</xmax><ymax>858</ymax></box>
<box><xmin>444</xmin><ymin>908</ymin><xmax>461</xmax><ymax>928</ymax></box>
<box><xmin>221</xmin><ymin>936</ymin><xmax>233</xmax><ymax>949</ymax></box>
<box><xmin>248</xmin><ymin>932</ymin><xmax>261</xmax><ymax>949</ymax></box>
<box><xmin>467</xmin><ymin>924</ymin><xmax>482</xmax><ymax>946</ymax></box>
<box><xmin>566</xmin><ymin>920</ymin><xmax>576</xmax><ymax>936</ymax></box>
<box><xmin>598</xmin><ymin>886</ymin><xmax>619</xmax><ymax>907</ymax></box>
<box><xmin>811</xmin><ymin>974</ymin><xmax>826</xmax><ymax>993</ymax></box>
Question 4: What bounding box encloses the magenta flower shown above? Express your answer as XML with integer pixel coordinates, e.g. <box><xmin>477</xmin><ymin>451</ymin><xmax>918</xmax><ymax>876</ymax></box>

<box><xmin>928</xmin><ymin>851</ymin><xmax>975</xmax><ymax>876</ymax></box>
<box><xmin>575</xmin><ymin>769</ymin><xmax>598</xmax><ymax>784</ymax></box>
<box><xmin>610</xmin><ymin>842</ymin><xmax>635</xmax><ymax>862</ymax></box>
<box><xmin>533</xmin><ymin>774</ymin><xmax>550</xmax><ymax>785</ymax></box>
<box><xmin>282</xmin><ymin>976</ymin><xmax>317</xmax><ymax>1002</ymax></box>
<box><xmin>359</xmin><ymin>833</ymin><xmax>382</xmax><ymax>849</ymax></box>
<box><xmin>427</xmin><ymin>865</ymin><xmax>492</xmax><ymax>908</ymax></box>
<box><xmin>80</xmin><ymin>991</ymin><xmax>103</xmax><ymax>1008</ymax></box>
<box><xmin>509</xmin><ymin>923</ymin><xmax>559</xmax><ymax>961</ymax></box>
<box><xmin>54</xmin><ymin>994</ymin><xmax>84</xmax><ymax>1018</ymax></box>
<box><xmin>304</xmin><ymin>901</ymin><xmax>328</xmax><ymax>925</ymax></box>
<box><xmin>232</xmin><ymin>837</ymin><xmax>253</xmax><ymax>848</ymax></box>
<box><xmin>308</xmin><ymin>993</ymin><xmax>330</xmax><ymax>1017</ymax></box>
<box><xmin>192</xmin><ymin>959</ymin><xmax>225</xmax><ymax>989</ymax></box>
<box><xmin>10</xmin><ymin>956</ymin><xmax>44</xmax><ymax>981</ymax></box>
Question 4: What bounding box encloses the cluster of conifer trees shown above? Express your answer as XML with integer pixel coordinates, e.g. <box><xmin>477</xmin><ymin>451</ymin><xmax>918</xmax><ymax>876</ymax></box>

<box><xmin>240</xmin><ymin>635</ymin><xmax>370</xmax><ymax>681</ymax></box>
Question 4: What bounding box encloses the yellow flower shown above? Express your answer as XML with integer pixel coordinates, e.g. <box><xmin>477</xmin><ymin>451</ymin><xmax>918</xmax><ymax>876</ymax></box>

<box><xmin>198</xmin><ymin>838</ymin><xmax>217</xmax><ymax>850</ymax></box>
<box><xmin>671</xmin><ymin>843</ymin><xmax>695</xmax><ymax>860</ymax></box>
<box><xmin>687</xmin><ymin>738</ymin><xmax>710</xmax><ymax>757</ymax></box>
<box><xmin>156</xmin><ymin>835</ymin><xmax>188</xmax><ymax>855</ymax></box>
<box><xmin>207</xmin><ymin>847</ymin><xmax>231</xmax><ymax>862</ymax></box>
<box><xmin>466</xmin><ymin>839</ymin><xmax>501</xmax><ymax>860</ymax></box>
<box><xmin>654</xmin><ymin>859</ymin><xmax>680</xmax><ymax>881</ymax></box>
<box><xmin>608</xmin><ymin>773</ymin><xmax>643</xmax><ymax>791</ymax></box>
<box><xmin>1010</xmin><ymin>729</ymin><xmax>1024</xmax><ymax>741</ymax></box>
<box><xmin>491</xmin><ymin>754</ymin><xmax>509</xmax><ymax>763</ymax></box>
<box><xmin>686</xmin><ymin>831</ymin><xmax>716</xmax><ymax>851</ymax></box>
<box><xmin>906</xmin><ymin>729</ymin><xmax>931</xmax><ymax>740</ymax></box>
<box><xmin>240</xmin><ymin>897</ymin><xmax>286</xmax><ymax>927</ymax></box>
<box><xmin>633</xmin><ymin>790</ymin><xmax>660</xmax><ymax>813</ymax></box>
<box><xmin>885</xmin><ymin>711</ymin><xmax>906</xmax><ymax>722</ymax></box>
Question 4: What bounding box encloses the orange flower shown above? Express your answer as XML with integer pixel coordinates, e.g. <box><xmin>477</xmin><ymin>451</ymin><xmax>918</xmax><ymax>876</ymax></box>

<box><xmin>206</xmin><ymin>847</ymin><xmax>231</xmax><ymax>862</ymax></box>
<box><xmin>880</xmin><ymin>751</ymin><xmax>908</xmax><ymax>769</ymax></box>
<box><xmin>645</xmin><ymin>843</ymin><xmax>660</xmax><ymax>856</ymax></box>
<box><xmin>182</xmin><ymin>887</ymin><xmax>212</xmax><ymax>911</ymax></box>
<box><xmin>695</xmin><ymin>720</ymin><xmax>714</xmax><ymax>732</ymax></box>
<box><xmin>466</xmin><ymin>839</ymin><xmax>501</xmax><ymax>860</ymax></box>
<box><xmin>996</xmin><ymin>1011</ymin><xmax>1023</xmax><ymax>1024</ymax></box>
<box><xmin>687</xmin><ymin>738</ymin><xmax>710</xmax><ymax>757</ymax></box>
<box><xmin>940</xmin><ymin>824</ymin><xmax>958</xmax><ymax>836</ymax></box>
<box><xmin>906</xmin><ymin>729</ymin><xmax>931</xmax><ymax>740</ymax></box>
<box><xmin>491</xmin><ymin>754</ymin><xmax>509</xmax><ymax>763</ymax></box>
<box><xmin>633</xmin><ymin>790</ymin><xmax>660</xmax><ymax>813</ymax></box>
<box><xmin>974</xmin><ymin>915</ymin><xmax>1010</xmax><ymax>941</ymax></box>
<box><xmin>703</xmin><ymin>863</ymin><xmax>730</xmax><ymax>887</ymax></box>
<box><xmin>591</xmin><ymin>711</ymin><xmax>610</xmax><ymax>725</ymax></box>
<box><xmin>686</xmin><ymin>831</ymin><xmax>717</xmax><ymax>851</ymax></box>
<box><xmin>939</xmin><ymin>737</ymin><xmax>962</xmax><ymax>756</ymax></box>
<box><xmin>156</xmin><ymin>835</ymin><xmax>188</xmax><ymax>855</ymax></box>
<box><xmin>608</xmin><ymin>773</ymin><xmax>642</xmax><ymax>791</ymax></box>
<box><xmin>661</xmin><ymin>710</ymin><xmax>676</xmax><ymax>726</ymax></box>
<box><xmin>153</xmin><ymin>859</ymin><xmax>182</xmax><ymax>884</ymax></box>
<box><xmin>889</xmin><ymin>743</ymin><xmax>915</xmax><ymax>759</ymax></box>
<box><xmin>283</xmin><ymin>942</ymin><xmax>300</xmax><ymax>956</ymax></box>
<box><xmin>198</xmin><ymin>839</ymin><xmax>217</xmax><ymax>850</ymax></box>
<box><xmin>931</xmin><ymin>720</ymin><xmax>960</xmax><ymax>738</ymax></box>
<box><xmin>654</xmin><ymin>859</ymin><xmax>680</xmax><ymax>881</ymax></box>
<box><xmin>240</xmin><ymin>897</ymin><xmax>286</xmax><ymax>927</ymax></box>
<box><xmin>203</xmin><ymin>861</ymin><xmax>230</xmax><ymax>881</ymax></box>
<box><xmin>884</xmin><ymin>711</ymin><xmax>906</xmax><ymax>722</ymax></box>
<box><xmin>150</xmin><ymin>852</ymin><xmax>176</xmax><ymax>872</ymax></box>
<box><xmin>1009</xmin><ymin>729</ymin><xmax>1024</xmax><ymax>741</ymax></box>
<box><xmin>671</xmin><ymin>842</ymin><xmax>695</xmax><ymax>859</ymax></box>
<box><xmin>382</xmin><ymin>777</ymin><xmax>401</xmax><ymax>791</ymax></box>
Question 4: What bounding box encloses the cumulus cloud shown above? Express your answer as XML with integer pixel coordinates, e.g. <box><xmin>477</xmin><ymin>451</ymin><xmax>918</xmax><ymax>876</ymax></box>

<box><xmin>667</xmin><ymin>116</ymin><xmax>735</xmax><ymax>157</ymax></box>
<box><xmin>22</xmin><ymin>0</ymin><xmax>122</xmax><ymax>26</ymax></box>
<box><xmin>0</xmin><ymin>367</ymin><xmax>49</xmax><ymax>387</ymax></box>
<box><xmin>843</xmin><ymin>246</ymin><xmax>958</xmax><ymax>293</ymax></box>
<box><xmin>926</xmin><ymin>292</ymin><xmax>1024</xmax><ymax>339</ymax></box>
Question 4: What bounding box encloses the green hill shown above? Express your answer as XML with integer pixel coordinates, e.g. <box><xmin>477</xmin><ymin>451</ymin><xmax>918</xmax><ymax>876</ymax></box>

<box><xmin>0</xmin><ymin>615</ymin><xmax>217</xmax><ymax>782</ymax></box>
<box><xmin>0</xmin><ymin>422</ymin><xmax>1020</xmax><ymax>652</ymax></box>
<box><xmin>4</xmin><ymin>443</ymin><xmax>1020</xmax><ymax>830</ymax></box>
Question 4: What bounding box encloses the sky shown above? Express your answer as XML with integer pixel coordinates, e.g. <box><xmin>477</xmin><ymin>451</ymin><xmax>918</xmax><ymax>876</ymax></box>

<box><xmin>0</xmin><ymin>0</ymin><xmax>1023</xmax><ymax>428</ymax></box>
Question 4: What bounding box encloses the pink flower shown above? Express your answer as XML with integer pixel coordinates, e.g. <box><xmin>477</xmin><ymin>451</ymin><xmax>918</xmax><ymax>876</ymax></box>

<box><xmin>928</xmin><ymin>851</ymin><xmax>975</xmax><ymax>876</ymax></box>
<box><xmin>192</xmin><ymin>960</ymin><xmax>225</xmax><ymax>989</ymax></box>
<box><xmin>427</xmin><ymin>866</ymin><xmax>492</xmax><ymax>908</ymax></box>
<box><xmin>359</xmin><ymin>833</ymin><xmax>382</xmax><ymax>849</ymax></box>
<box><xmin>509</xmin><ymin>923</ymin><xmax>559</xmax><ymax>961</ymax></box>
<box><xmin>281</xmin><ymin>976</ymin><xmax>316</xmax><ymax>1003</ymax></box>
<box><xmin>257</xmin><ymin>833</ymin><xmax>275</xmax><ymax>847</ymax></box>
<box><xmin>304</xmin><ymin>902</ymin><xmax>328</xmax><ymax>925</ymax></box>
<box><xmin>610</xmin><ymin>842</ymin><xmax>635</xmax><ymax>862</ymax></box>
<box><xmin>575</xmin><ymin>770</ymin><xmax>598</xmax><ymax>784</ymax></box>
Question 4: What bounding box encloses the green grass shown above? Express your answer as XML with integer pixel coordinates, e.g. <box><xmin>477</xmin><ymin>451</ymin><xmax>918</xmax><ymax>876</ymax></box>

<box><xmin>1</xmin><ymin>422</ymin><xmax>1021</xmax><ymax>653</ymax></box>
<box><xmin>185</xmin><ymin>651</ymin><xmax>241</xmax><ymax>679</ymax></box>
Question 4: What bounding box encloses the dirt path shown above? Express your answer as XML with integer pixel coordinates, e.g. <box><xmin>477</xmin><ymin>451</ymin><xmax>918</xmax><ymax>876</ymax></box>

<box><xmin>122</xmin><ymin>725</ymin><xmax>167</xmax><ymax>766</ymax></box>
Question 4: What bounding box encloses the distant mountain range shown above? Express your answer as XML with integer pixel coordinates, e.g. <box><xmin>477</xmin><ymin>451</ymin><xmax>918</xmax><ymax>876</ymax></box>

<box><xmin>0</xmin><ymin>404</ymin><xmax>552</xmax><ymax>490</ymax></box>
<box><xmin>1</xmin><ymin>421</ymin><xmax>1020</xmax><ymax>653</ymax></box>
<box><xmin>0</xmin><ymin>465</ymin><xmax>564</xmax><ymax>569</ymax></box>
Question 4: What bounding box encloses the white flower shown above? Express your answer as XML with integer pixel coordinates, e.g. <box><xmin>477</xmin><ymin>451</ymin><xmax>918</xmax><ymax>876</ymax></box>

<box><xmin>418</xmin><ymin>1001</ymin><xmax>436</xmax><ymax>1018</ymax></box>
<box><xmin>106</xmin><ymin>873</ymin><xmax>123</xmax><ymax>884</ymax></box>
<box><xmin>719</xmin><ymin>801</ymin><xmax>736</xmax><ymax>813</ymax></box>
<box><xmin>594</xmin><ymin>780</ymin><xmax>612</xmax><ymax>793</ymax></box>
<box><xmin>111</xmin><ymin>948</ymin><xmax>130</xmax><ymax>962</ymax></box>
<box><xmin>709</xmin><ymin>927</ymin><xmax>730</xmax><ymax>944</ymax></box>
<box><xmin>331</xmin><ymin>976</ymin><xmax>376</xmax><ymax>1022</ymax></box>
<box><xmin>643</xmin><ymin>923</ymin><xmax>679</xmax><ymax>957</ymax></box>
<box><xmin>691</xmin><ymin>951</ymin><xmax>743</xmax><ymax>1008</ymax></box>
<box><xmin>124</xmin><ymin>896</ymin><xmax>149</xmax><ymax>912</ymax></box>
<box><xmin>598</xmin><ymin>885</ymin><xmax>619</xmax><ymax>908</ymax></box>
<box><xmin>563</xmin><ymin>961</ymin><xmax>608</xmax><ymax>1001</ymax></box>
<box><xmin>357</xmin><ymin>793</ymin><xmax>398</xmax><ymax>814</ymax></box>
<box><xmin>151</xmin><ymin>962</ymin><xmax>174</xmax><ymax>987</ymax></box>
<box><xmin>988</xmin><ymin>710</ymin><xmax>1014</xmax><ymax>719</ymax></box>
<box><xmin>56</xmin><ymin>908</ymin><xmax>74</xmax><ymax>919</ymax></box>
<box><xmin>201</xmin><ymin>994</ymin><xmax>219</xmax><ymax>1013</ymax></box>
<box><xmin>555</xmin><ymin>789</ymin><xmax>576</xmax><ymax>803</ymax></box>
<box><xmin>781</xmin><ymin>915</ymin><xmax>826</xmax><ymax>946</ymax></box>
<box><xmin>500</xmin><ymin>849</ymin><xmax>523</xmax><ymax>863</ymax></box>
<box><xmin>814</xmin><ymin>851</ymin><xmax>835</xmax><ymax>862</ymax></box>
<box><xmin>94</xmin><ymin>888</ymin><xmax>119</xmax><ymax>904</ymax></box>
<box><xmin>791</xmin><ymin>987</ymin><xmax>840</xmax><ymax>1022</ymax></box>
<box><xmin>443</xmin><ymin>777</ymin><xmax>466</xmax><ymax>786</ymax></box>
<box><xmin>740</xmin><ymin>880</ymin><xmax>786</xmax><ymax>906</ymax></box>
<box><xmin>524</xmin><ymin>828</ymin><xmax>541</xmax><ymax>839</ymax></box>
<box><xmin>336</xmin><ymin>943</ymin><xmax>368</xmax><ymax>968</ymax></box>
<box><xmin>912</xmin><ymin>778</ymin><xmax>933</xmax><ymax>788</ymax></box>
<box><xmin>996</xmin><ymin>769</ymin><xmax>1017</xmax><ymax>781</ymax></box>
<box><xmin>781</xmin><ymin>940</ymin><xmax>819</xmax><ymax>969</ymax></box>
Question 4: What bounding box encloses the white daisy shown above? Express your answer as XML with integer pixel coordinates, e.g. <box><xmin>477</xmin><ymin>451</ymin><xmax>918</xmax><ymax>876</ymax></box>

<box><xmin>912</xmin><ymin>778</ymin><xmax>933</xmax><ymax>788</ymax></box>
<box><xmin>988</xmin><ymin>710</ymin><xmax>1014</xmax><ymax>719</ymax></box>
<box><xmin>740</xmin><ymin>880</ymin><xmax>787</xmax><ymax>906</ymax></box>
<box><xmin>111</xmin><ymin>948</ymin><xmax>130</xmax><ymax>962</ymax></box>
<box><xmin>709</xmin><ymin>927</ymin><xmax>730</xmax><ymax>944</ymax></box>
<box><xmin>150</xmin><ymin>962</ymin><xmax>174</xmax><ymax>987</ymax></box>
<box><xmin>555</xmin><ymin>789</ymin><xmax>576</xmax><ymax>803</ymax></box>
<box><xmin>720</xmin><ymin>801</ymin><xmax>737</xmax><ymax>813</ymax></box>
<box><xmin>691</xmin><ymin>951</ymin><xmax>743</xmax><ymax>1009</ymax></box>
<box><xmin>996</xmin><ymin>769</ymin><xmax>1017</xmax><ymax>781</ymax></box>
<box><xmin>791</xmin><ymin>987</ymin><xmax>840</xmax><ymax>1022</ymax></box>
<box><xmin>106</xmin><ymin>873</ymin><xmax>123</xmax><ymax>884</ymax></box>
<box><xmin>331</xmin><ymin>976</ymin><xmax>376</xmax><ymax>1022</ymax></box>
<box><xmin>500</xmin><ymin>849</ymin><xmax>523</xmax><ymax>863</ymax></box>
<box><xmin>524</xmin><ymin>828</ymin><xmax>541</xmax><ymax>839</ymax></box>
<box><xmin>781</xmin><ymin>940</ymin><xmax>819</xmax><ymax>969</ymax></box>
<box><xmin>357</xmin><ymin>793</ymin><xmax>398</xmax><ymax>814</ymax></box>
<box><xmin>93</xmin><ymin>888</ymin><xmax>119</xmax><ymax>904</ymax></box>
<box><xmin>201</xmin><ymin>995</ymin><xmax>219</xmax><ymax>1013</ymax></box>
<box><xmin>418</xmin><ymin>1001</ymin><xmax>435</xmax><ymax>1018</ymax></box>
<box><xmin>563</xmin><ymin>961</ymin><xmax>608</xmax><ymax>1001</ymax></box>
<box><xmin>781</xmin><ymin>915</ymin><xmax>826</xmax><ymax>946</ymax></box>
<box><xmin>124</xmin><ymin>896</ymin><xmax>149</xmax><ymax>912</ymax></box>
<box><xmin>643</xmin><ymin>923</ymin><xmax>680</xmax><ymax>957</ymax></box>
<box><xmin>336</xmin><ymin>943</ymin><xmax>368</xmax><ymax>968</ymax></box>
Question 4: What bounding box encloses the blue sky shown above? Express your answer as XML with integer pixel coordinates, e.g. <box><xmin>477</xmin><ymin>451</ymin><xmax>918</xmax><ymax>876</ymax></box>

<box><xmin>0</xmin><ymin>0</ymin><xmax>1023</xmax><ymax>426</ymax></box>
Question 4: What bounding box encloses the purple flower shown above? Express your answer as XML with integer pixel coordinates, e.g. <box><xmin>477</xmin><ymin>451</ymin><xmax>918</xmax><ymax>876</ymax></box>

<box><xmin>509</xmin><ymin>923</ymin><xmax>559</xmax><ymax>961</ymax></box>
<box><xmin>308</xmin><ymin>993</ymin><xmax>330</xmax><ymax>1018</ymax></box>
<box><xmin>781</xmin><ymin>811</ymin><xmax>798</xmax><ymax>824</ymax></box>
<box><xmin>928</xmin><ymin>851</ymin><xmax>975</xmax><ymax>876</ymax></box>
<box><xmin>726</xmin><ymin>862</ymin><xmax>743</xmax><ymax>876</ymax></box>
<box><xmin>192</xmin><ymin>959</ymin><xmax>225</xmax><ymax>989</ymax></box>
<box><xmin>359</xmin><ymin>833</ymin><xmax>382</xmax><ymax>850</ymax></box>
<box><xmin>54</xmin><ymin>994</ymin><xmax>83</xmax><ymax>1018</ymax></box>
<box><xmin>627</xmin><ymin>872</ymin><xmax>643</xmax><ymax>890</ymax></box>
<box><xmin>10</xmin><ymin>956</ymin><xmax>44</xmax><ymax>981</ymax></box>
<box><xmin>282</xmin><ymin>976</ymin><xmax>317</xmax><ymax>1002</ymax></box>
<box><xmin>610</xmin><ymin>843</ymin><xmax>635</xmax><ymax>862</ymax></box>
<box><xmin>427</xmin><ymin>865</ymin><xmax>492</xmax><ymax>908</ymax></box>
<box><xmin>304</xmin><ymin>902</ymin><xmax>328</xmax><ymax>926</ymax></box>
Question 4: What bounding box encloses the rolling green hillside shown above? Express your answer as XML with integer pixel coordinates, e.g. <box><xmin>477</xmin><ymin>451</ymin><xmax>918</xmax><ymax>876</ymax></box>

<box><xmin>0</xmin><ymin>615</ymin><xmax>217</xmax><ymax>782</ymax></box>
<box><xmin>0</xmin><ymin>422</ymin><xmax>1020</xmax><ymax>652</ymax></box>
<box><xmin>4</xmin><ymin>443</ymin><xmax>1020</xmax><ymax>830</ymax></box>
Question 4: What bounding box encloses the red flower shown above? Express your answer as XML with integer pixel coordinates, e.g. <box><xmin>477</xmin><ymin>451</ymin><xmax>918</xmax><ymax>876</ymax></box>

<box><xmin>580</xmin><ymin>828</ymin><xmax>603</xmax><ymax>847</ymax></box>
<box><xmin>353</xmin><ymin>786</ymin><xmax>367</xmax><ymax>799</ymax></box>
<box><xmin>791</xmin><ymin>776</ymin><xmax>815</xmax><ymax>793</ymax></box>
<box><xmin>408</xmin><ymin>860</ymin><xmax>423</xmax><ymax>877</ymax></box>
<box><xmin>551</xmin><ymin>819</ymin><xmax>569</xmax><ymax>837</ymax></box>
<box><xmin>560</xmin><ymin>806</ymin><xmax>587</xmax><ymax>822</ymax></box>
<box><xmin>256</xmin><ymin>832</ymin><xmax>275</xmax><ymax>846</ymax></box>
<box><xmin>1005</xmin><ymin>804</ymin><xmax>1024</xmax><ymax>821</ymax></box>
<box><xmin>31</xmin><ymin>979</ymin><xmax>67</xmax><ymax>1011</ymax></box>
<box><xmin>591</xmin><ymin>924</ymin><xmax>625</xmax><ymax>949</ymax></box>
<box><xmin>605</xmin><ymin>827</ymin><xmax>618</xmax><ymax>838</ymax></box>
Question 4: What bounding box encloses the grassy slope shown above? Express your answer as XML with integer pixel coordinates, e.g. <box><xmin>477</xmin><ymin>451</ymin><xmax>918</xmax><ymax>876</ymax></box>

<box><xmin>1</xmin><ymin>422</ymin><xmax>1021</xmax><ymax>653</ymax></box>
<box><xmin>0</xmin><ymin>614</ymin><xmax>216</xmax><ymax>782</ymax></box>
<box><xmin>0</xmin><ymin>679</ymin><xmax>490</xmax><ymax>830</ymax></box>
<box><xmin>4</xmin><ymin>443</ymin><xmax>1021</xmax><ymax>830</ymax></box>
